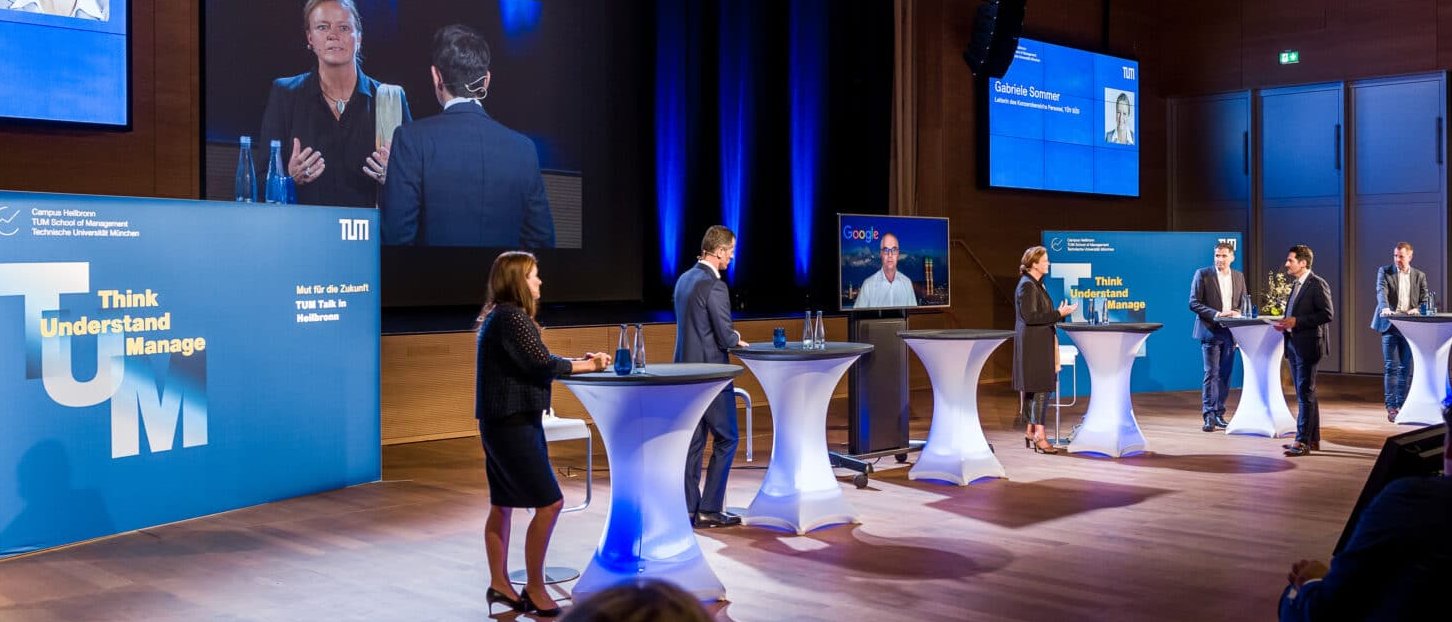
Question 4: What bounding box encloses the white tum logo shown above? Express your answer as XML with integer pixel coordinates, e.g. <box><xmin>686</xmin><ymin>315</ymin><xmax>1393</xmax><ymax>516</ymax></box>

<box><xmin>339</xmin><ymin>218</ymin><xmax>369</xmax><ymax>241</ymax></box>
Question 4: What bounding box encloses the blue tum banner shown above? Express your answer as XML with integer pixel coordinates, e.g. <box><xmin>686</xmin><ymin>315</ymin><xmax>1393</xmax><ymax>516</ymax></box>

<box><xmin>1042</xmin><ymin>231</ymin><xmax>1243</xmax><ymax>397</ymax></box>
<box><xmin>0</xmin><ymin>191</ymin><xmax>380</xmax><ymax>556</ymax></box>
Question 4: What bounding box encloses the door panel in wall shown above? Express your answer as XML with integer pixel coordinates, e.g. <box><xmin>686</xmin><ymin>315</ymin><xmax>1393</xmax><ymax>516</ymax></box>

<box><xmin>1170</xmin><ymin>93</ymin><xmax>1252</xmax><ymax>257</ymax></box>
<box><xmin>1349</xmin><ymin>74</ymin><xmax>1447</xmax><ymax>375</ymax></box>
<box><xmin>1260</xmin><ymin>83</ymin><xmax>1345</xmax><ymax>372</ymax></box>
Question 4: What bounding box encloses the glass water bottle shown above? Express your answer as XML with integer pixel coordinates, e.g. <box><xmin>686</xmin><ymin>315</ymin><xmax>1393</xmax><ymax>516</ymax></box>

<box><xmin>234</xmin><ymin>136</ymin><xmax>256</xmax><ymax>202</ymax></box>
<box><xmin>613</xmin><ymin>324</ymin><xmax>633</xmax><ymax>375</ymax></box>
<box><xmin>813</xmin><ymin>311</ymin><xmax>825</xmax><ymax>349</ymax></box>
<box><xmin>631</xmin><ymin>323</ymin><xmax>645</xmax><ymax>374</ymax></box>
<box><xmin>801</xmin><ymin>310</ymin><xmax>814</xmax><ymax>349</ymax></box>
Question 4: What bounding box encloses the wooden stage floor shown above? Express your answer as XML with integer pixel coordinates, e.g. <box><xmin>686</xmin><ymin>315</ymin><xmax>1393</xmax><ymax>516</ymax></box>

<box><xmin>0</xmin><ymin>375</ymin><xmax>1410</xmax><ymax>621</ymax></box>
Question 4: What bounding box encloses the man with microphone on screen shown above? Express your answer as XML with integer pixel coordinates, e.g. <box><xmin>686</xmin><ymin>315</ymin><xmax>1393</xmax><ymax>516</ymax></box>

<box><xmin>380</xmin><ymin>24</ymin><xmax>555</xmax><ymax>248</ymax></box>
<box><xmin>853</xmin><ymin>232</ymin><xmax>918</xmax><ymax>308</ymax></box>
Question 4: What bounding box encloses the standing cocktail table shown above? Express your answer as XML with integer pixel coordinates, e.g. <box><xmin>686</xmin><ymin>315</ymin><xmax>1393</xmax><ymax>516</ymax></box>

<box><xmin>898</xmin><ymin>329</ymin><xmax>1014</xmax><ymax>485</ymax></box>
<box><xmin>1388</xmin><ymin>315</ymin><xmax>1452</xmax><ymax>425</ymax></box>
<box><xmin>560</xmin><ymin>363</ymin><xmax>743</xmax><ymax>601</ymax></box>
<box><xmin>1059</xmin><ymin>323</ymin><xmax>1162</xmax><ymax>457</ymax></box>
<box><xmin>1218</xmin><ymin>317</ymin><xmax>1295</xmax><ymax>437</ymax></box>
<box><xmin>731</xmin><ymin>342</ymin><xmax>872</xmax><ymax>534</ymax></box>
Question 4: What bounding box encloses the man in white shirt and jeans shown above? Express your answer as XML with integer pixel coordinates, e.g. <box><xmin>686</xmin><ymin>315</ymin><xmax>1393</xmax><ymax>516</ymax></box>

<box><xmin>1188</xmin><ymin>242</ymin><xmax>1248</xmax><ymax>432</ymax></box>
<box><xmin>1370</xmin><ymin>242</ymin><xmax>1429</xmax><ymax>423</ymax></box>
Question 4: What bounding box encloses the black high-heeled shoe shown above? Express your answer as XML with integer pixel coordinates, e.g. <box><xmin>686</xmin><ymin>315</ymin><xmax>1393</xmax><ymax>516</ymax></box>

<box><xmin>486</xmin><ymin>586</ymin><xmax>527</xmax><ymax>612</ymax></box>
<box><xmin>521</xmin><ymin>588</ymin><xmax>563</xmax><ymax>618</ymax></box>
<box><xmin>1024</xmin><ymin>435</ymin><xmax>1034</xmax><ymax>448</ymax></box>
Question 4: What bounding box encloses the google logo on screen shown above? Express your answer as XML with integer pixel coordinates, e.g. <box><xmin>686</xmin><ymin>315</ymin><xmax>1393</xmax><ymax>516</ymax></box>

<box><xmin>842</xmin><ymin>225</ymin><xmax>881</xmax><ymax>242</ymax></box>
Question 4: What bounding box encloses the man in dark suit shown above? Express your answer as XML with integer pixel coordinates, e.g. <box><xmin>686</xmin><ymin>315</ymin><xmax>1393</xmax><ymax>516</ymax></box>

<box><xmin>674</xmin><ymin>225</ymin><xmax>749</xmax><ymax>528</ymax></box>
<box><xmin>1278</xmin><ymin>405</ymin><xmax>1452</xmax><ymax>620</ymax></box>
<box><xmin>1276</xmin><ymin>245</ymin><xmax>1334</xmax><ymax>457</ymax></box>
<box><xmin>380</xmin><ymin>25</ymin><xmax>555</xmax><ymax>248</ymax></box>
<box><xmin>1188</xmin><ymin>241</ymin><xmax>1248</xmax><ymax>432</ymax></box>
<box><xmin>1369</xmin><ymin>242</ymin><xmax>1429</xmax><ymax>422</ymax></box>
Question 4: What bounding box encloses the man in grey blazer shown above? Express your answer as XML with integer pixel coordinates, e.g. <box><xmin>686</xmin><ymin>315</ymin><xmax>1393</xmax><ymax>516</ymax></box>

<box><xmin>1188</xmin><ymin>242</ymin><xmax>1248</xmax><ymax>432</ymax></box>
<box><xmin>1369</xmin><ymin>242</ymin><xmax>1429</xmax><ymax>422</ymax></box>
<box><xmin>674</xmin><ymin>225</ymin><xmax>749</xmax><ymax>528</ymax></box>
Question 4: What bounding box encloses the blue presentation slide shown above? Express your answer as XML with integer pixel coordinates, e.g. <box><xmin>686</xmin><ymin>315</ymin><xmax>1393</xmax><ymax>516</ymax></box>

<box><xmin>1043</xmin><ymin>231</ymin><xmax>1242</xmax><ymax>396</ymax></box>
<box><xmin>0</xmin><ymin>191</ymin><xmax>380</xmax><ymax>556</ymax></box>
<box><xmin>988</xmin><ymin>38</ymin><xmax>1138</xmax><ymax>196</ymax></box>
<box><xmin>0</xmin><ymin>0</ymin><xmax>128</xmax><ymax>126</ymax></box>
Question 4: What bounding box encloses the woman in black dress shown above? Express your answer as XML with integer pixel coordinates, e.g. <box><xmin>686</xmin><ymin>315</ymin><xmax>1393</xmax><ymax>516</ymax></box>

<box><xmin>1013</xmin><ymin>246</ymin><xmax>1075</xmax><ymax>454</ymax></box>
<box><xmin>476</xmin><ymin>251</ymin><xmax>610</xmax><ymax>616</ymax></box>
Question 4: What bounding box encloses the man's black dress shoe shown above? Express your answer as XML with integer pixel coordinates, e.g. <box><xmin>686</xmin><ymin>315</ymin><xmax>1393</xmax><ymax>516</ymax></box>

<box><xmin>1283</xmin><ymin>442</ymin><xmax>1310</xmax><ymax>457</ymax></box>
<box><xmin>1213</xmin><ymin>414</ymin><xmax>1231</xmax><ymax>429</ymax></box>
<box><xmin>694</xmin><ymin>511</ymin><xmax>742</xmax><ymax>528</ymax></box>
<box><xmin>1201</xmin><ymin>418</ymin><xmax>1215</xmax><ymax>433</ymax></box>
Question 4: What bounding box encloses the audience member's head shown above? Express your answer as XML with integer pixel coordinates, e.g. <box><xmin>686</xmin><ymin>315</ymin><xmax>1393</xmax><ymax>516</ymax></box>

<box><xmin>561</xmin><ymin>579</ymin><xmax>712</xmax><ymax>622</ymax></box>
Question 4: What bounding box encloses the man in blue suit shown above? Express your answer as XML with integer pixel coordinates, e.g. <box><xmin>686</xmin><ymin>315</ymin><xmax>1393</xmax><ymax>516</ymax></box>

<box><xmin>1369</xmin><ymin>242</ymin><xmax>1429</xmax><ymax>422</ymax></box>
<box><xmin>1188</xmin><ymin>241</ymin><xmax>1248</xmax><ymax>432</ymax></box>
<box><xmin>674</xmin><ymin>225</ymin><xmax>748</xmax><ymax>528</ymax></box>
<box><xmin>380</xmin><ymin>25</ymin><xmax>555</xmax><ymax>248</ymax></box>
<box><xmin>1278</xmin><ymin>405</ymin><xmax>1452</xmax><ymax>620</ymax></box>
<box><xmin>1275</xmin><ymin>245</ymin><xmax>1334</xmax><ymax>457</ymax></box>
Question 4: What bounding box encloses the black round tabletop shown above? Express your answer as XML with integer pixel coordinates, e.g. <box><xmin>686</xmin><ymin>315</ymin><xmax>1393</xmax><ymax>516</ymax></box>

<box><xmin>1058</xmin><ymin>322</ymin><xmax>1163</xmax><ymax>334</ymax></box>
<box><xmin>1217</xmin><ymin>317</ymin><xmax>1283</xmax><ymax>327</ymax></box>
<box><xmin>561</xmin><ymin>363</ymin><xmax>743</xmax><ymax>385</ymax></box>
<box><xmin>731</xmin><ymin>342</ymin><xmax>874</xmax><ymax>360</ymax></box>
<box><xmin>1387</xmin><ymin>313</ymin><xmax>1452</xmax><ymax>323</ymax></box>
<box><xmin>898</xmin><ymin>329</ymin><xmax>1015</xmax><ymax>341</ymax></box>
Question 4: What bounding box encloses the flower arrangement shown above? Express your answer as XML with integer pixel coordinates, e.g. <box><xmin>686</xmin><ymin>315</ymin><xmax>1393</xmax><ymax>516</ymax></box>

<box><xmin>1261</xmin><ymin>271</ymin><xmax>1292</xmax><ymax>316</ymax></box>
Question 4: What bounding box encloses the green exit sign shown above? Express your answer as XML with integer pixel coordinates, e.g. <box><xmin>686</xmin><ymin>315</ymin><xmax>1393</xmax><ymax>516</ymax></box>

<box><xmin>1279</xmin><ymin>50</ymin><xmax>1300</xmax><ymax>64</ymax></box>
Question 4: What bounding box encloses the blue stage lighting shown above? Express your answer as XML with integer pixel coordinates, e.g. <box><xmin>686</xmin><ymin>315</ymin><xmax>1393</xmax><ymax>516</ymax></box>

<box><xmin>790</xmin><ymin>0</ymin><xmax>826</xmax><ymax>286</ymax></box>
<box><xmin>656</xmin><ymin>0</ymin><xmax>687</xmax><ymax>282</ymax></box>
<box><xmin>498</xmin><ymin>0</ymin><xmax>542</xmax><ymax>36</ymax></box>
<box><xmin>719</xmin><ymin>1</ymin><xmax>754</xmax><ymax>282</ymax></box>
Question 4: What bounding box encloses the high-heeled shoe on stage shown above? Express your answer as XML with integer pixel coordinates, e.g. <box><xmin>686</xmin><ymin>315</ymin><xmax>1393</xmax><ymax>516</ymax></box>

<box><xmin>1024</xmin><ymin>435</ymin><xmax>1034</xmax><ymax>448</ymax></box>
<box><xmin>1032</xmin><ymin>438</ymin><xmax>1059</xmax><ymax>454</ymax></box>
<box><xmin>522</xmin><ymin>588</ymin><xmax>563</xmax><ymax>618</ymax></box>
<box><xmin>486</xmin><ymin>587</ymin><xmax>526</xmax><ymax>612</ymax></box>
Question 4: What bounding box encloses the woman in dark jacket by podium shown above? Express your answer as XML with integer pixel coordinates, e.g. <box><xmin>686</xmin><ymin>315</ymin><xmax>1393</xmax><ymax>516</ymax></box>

<box><xmin>1013</xmin><ymin>246</ymin><xmax>1075</xmax><ymax>454</ymax></box>
<box><xmin>475</xmin><ymin>251</ymin><xmax>610</xmax><ymax>616</ymax></box>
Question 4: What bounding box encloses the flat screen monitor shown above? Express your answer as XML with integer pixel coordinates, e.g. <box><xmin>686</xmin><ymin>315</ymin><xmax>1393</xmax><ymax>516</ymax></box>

<box><xmin>1333</xmin><ymin>423</ymin><xmax>1446</xmax><ymax>555</ymax></box>
<box><xmin>202</xmin><ymin>1</ymin><xmax>648</xmax><ymax>308</ymax></box>
<box><xmin>201</xmin><ymin>0</ymin><xmax>588</xmax><ymax>251</ymax></box>
<box><xmin>0</xmin><ymin>0</ymin><xmax>129</xmax><ymax>128</ymax></box>
<box><xmin>838</xmin><ymin>214</ymin><xmax>949</xmax><ymax>312</ymax></box>
<box><xmin>982</xmin><ymin>36</ymin><xmax>1138</xmax><ymax>196</ymax></box>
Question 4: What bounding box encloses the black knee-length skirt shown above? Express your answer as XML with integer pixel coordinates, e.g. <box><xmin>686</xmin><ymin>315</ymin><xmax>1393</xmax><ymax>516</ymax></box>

<box><xmin>478</xmin><ymin>415</ymin><xmax>563</xmax><ymax>508</ymax></box>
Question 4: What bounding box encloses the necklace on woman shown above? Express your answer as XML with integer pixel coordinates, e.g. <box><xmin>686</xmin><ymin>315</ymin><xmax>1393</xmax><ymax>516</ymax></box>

<box><xmin>321</xmin><ymin>85</ymin><xmax>349</xmax><ymax>115</ymax></box>
<box><xmin>324</xmin><ymin>93</ymin><xmax>348</xmax><ymax>114</ymax></box>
